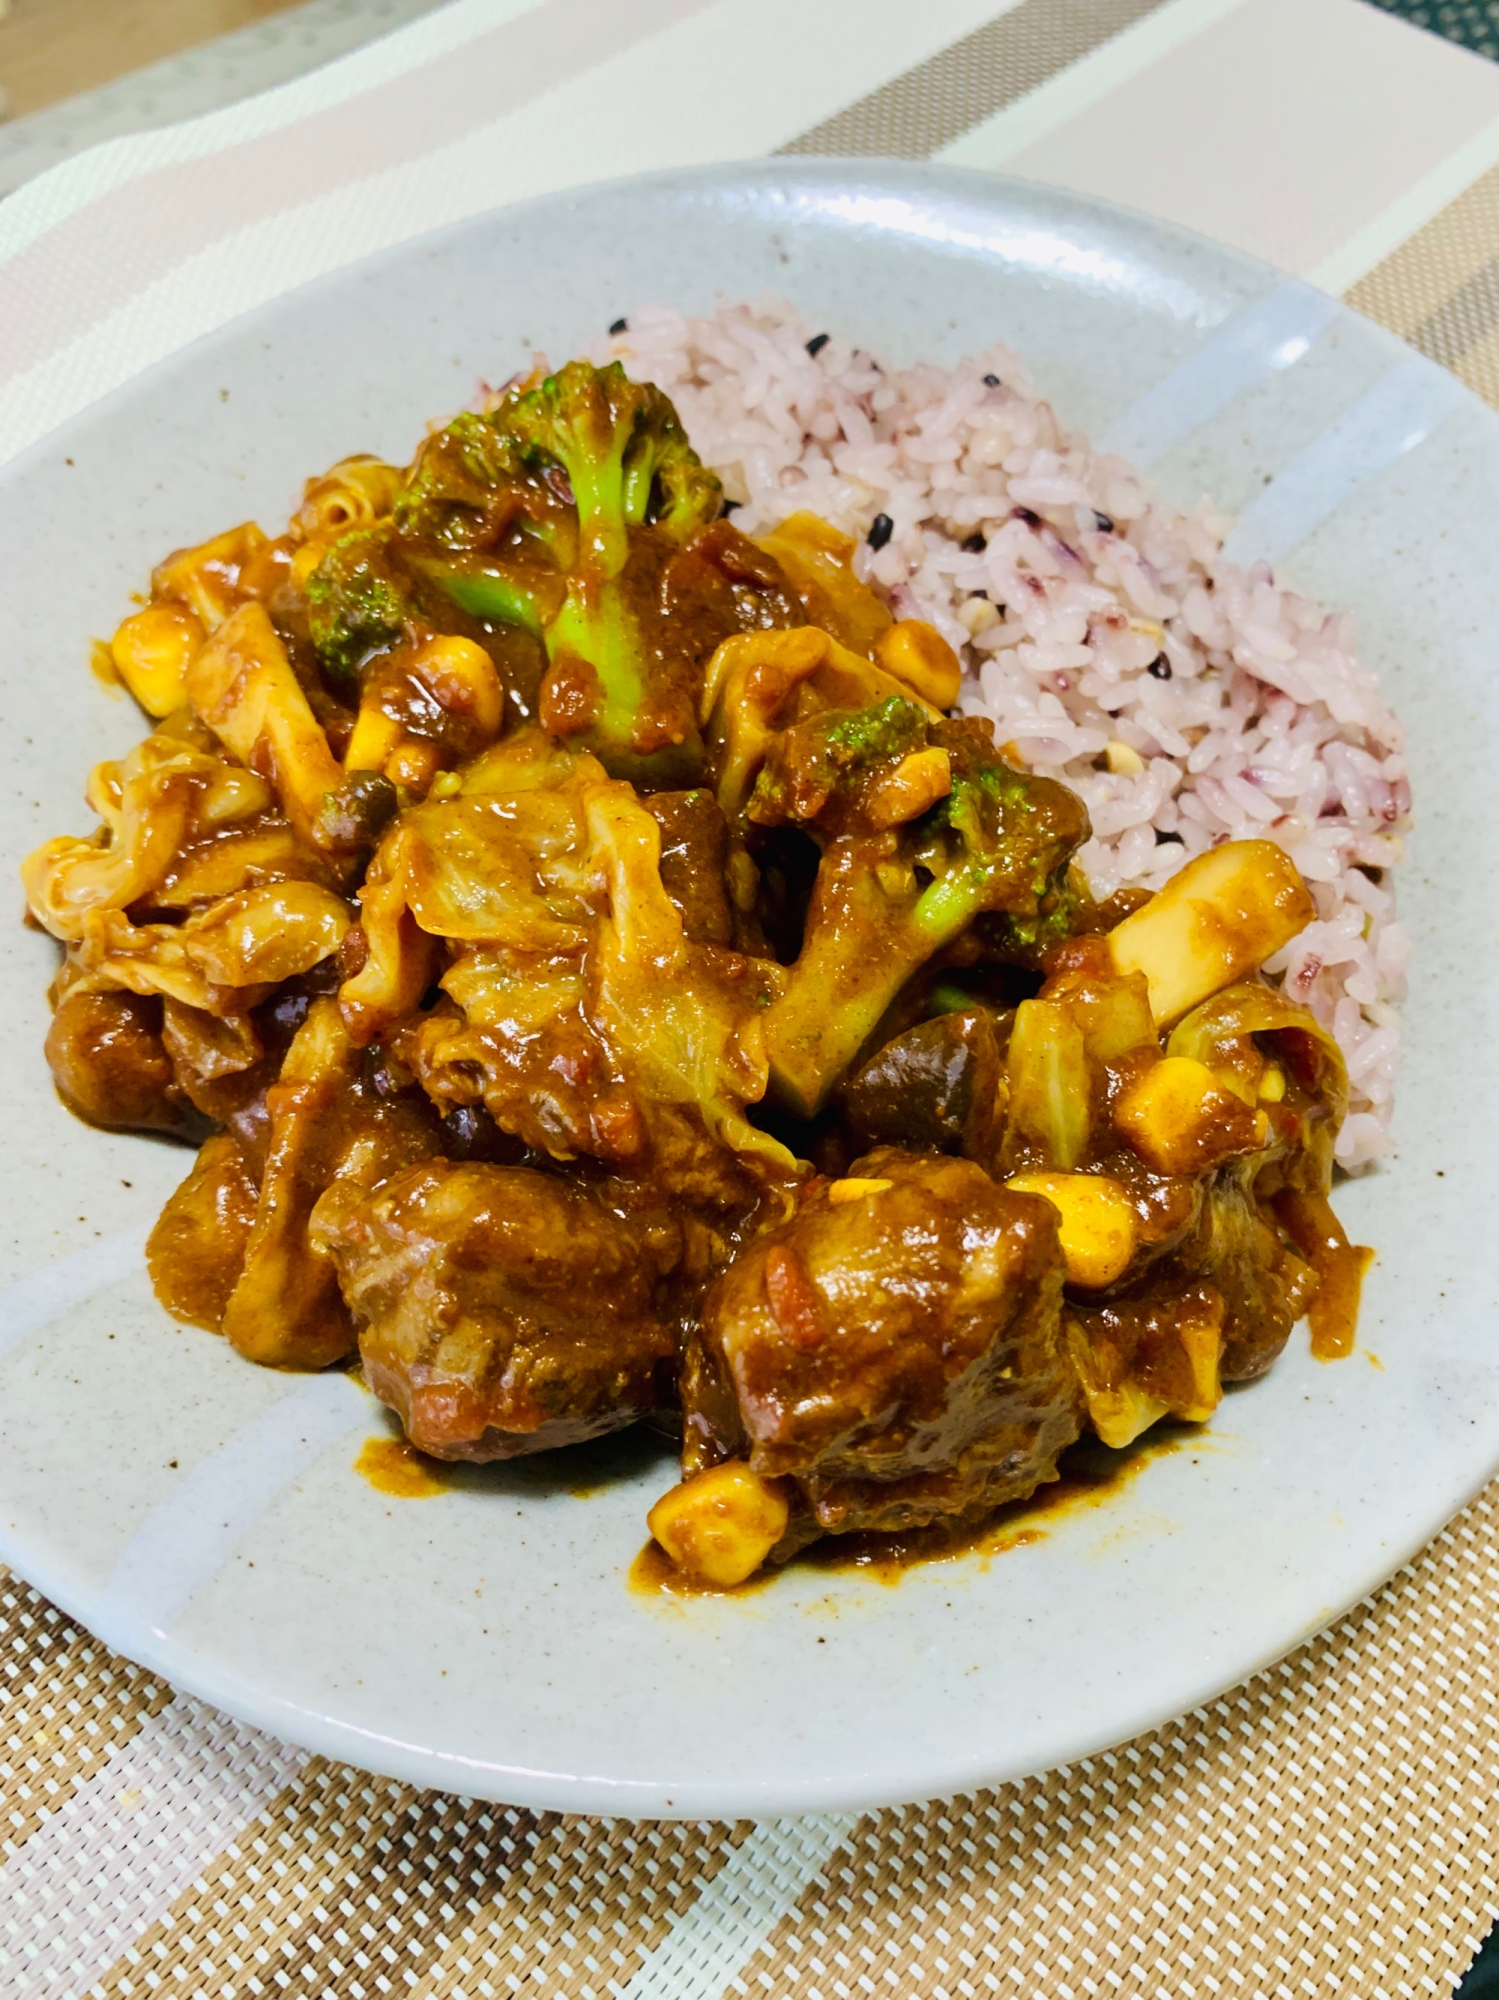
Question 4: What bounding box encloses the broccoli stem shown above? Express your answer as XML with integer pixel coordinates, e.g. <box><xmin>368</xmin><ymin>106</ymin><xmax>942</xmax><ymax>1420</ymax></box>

<box><xmin>762</xmin><ymin>747</ymin><xmax>1086</xmax><ymax>1115</ymax></box>
<box><xmin>548</xmin><ymin>579</ymin><xmax>646</xmax><ymax>754</ymax></box>
<box><xmin>421</xmin><ymin>562</ymin><xmax>548</xmax><ymax>638</ymax></box>
<box><xmin>764</xmin><ymin>840</ymin><xmax>989</xmax><ymax>1118</ymax></box>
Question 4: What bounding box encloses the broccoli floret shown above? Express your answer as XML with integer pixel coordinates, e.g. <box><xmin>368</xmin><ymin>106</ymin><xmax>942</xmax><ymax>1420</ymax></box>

<box><xmin>306</xmin><ymin>525</ymin><xmax>411</xmax><ymax>682</ymax></box>
<box><xmin>761</xmin><ymin>715</ymin><xmax>1089</xmax><ymax>1116</ymax></box>
<box><xmin>911</xmin><ymin>723</ymin><xmax>1087</xmax><ymax>964</ymax></box>
<box><xmin>392</xmin><ymin>413</ymin><xmax>534</xmax><ymax>552</ymax></box>
<box><xmin>747</xmin><ymin>694</ymin><xmax>930</xmax><ymax>827</ymax></box>
<box><xmin>390</xmin><ymin>361</ymin><xmax>723</xmax><ymax>785</ymax></box>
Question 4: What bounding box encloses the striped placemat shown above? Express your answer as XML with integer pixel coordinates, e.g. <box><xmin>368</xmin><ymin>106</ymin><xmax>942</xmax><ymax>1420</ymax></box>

<box><xmin>4</xmin><ymin>3</ymin><xmax>1499</xmax><ymax>1994</ymax></box>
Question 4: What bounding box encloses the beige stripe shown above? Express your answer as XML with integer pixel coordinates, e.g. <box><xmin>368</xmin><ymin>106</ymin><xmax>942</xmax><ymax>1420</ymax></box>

<box><xmin>1437</xmin><ymin>316</ymin><xmax>1499</xmax><ymax>410</ymax></box>
<box><xmin>0</xmin><ymin>1569</ymin><xmax>169</xmax><ymax>1864</ymax></box>
<box><xmin>1348</xmin><ymin>157</ymin><xmax>1499</xmax><ymax>363</ymax></box>
<box><xmin>0</xmin><ymin>0</ymin><xmax>711</xmax><ymax>387</ymax></box>
<box><xmin>779</xmin><ymin>0</ymin><xmax>1166</xmax><ymax>159</ymax></box>
<box><xmin>1347</xmin><ymin>157</ymin><xmax>1499</xmax><ymax>340</ymax></box>
<box><xmin>985</xmin><ymin>0</ymin><xmax>1499</xmax><ymax>281</ymax></box>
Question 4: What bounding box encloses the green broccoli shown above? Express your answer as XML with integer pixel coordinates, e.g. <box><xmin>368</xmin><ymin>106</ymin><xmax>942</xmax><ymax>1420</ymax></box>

<box><xmin>758</xmin><ymin>714</ymin><xmax>1090</xmax><ymax>1116</ymax></box>
<box><xmin>305</xmin><ymin>525</ymin><xmax>411</xmax><ymax>682</ymax></box>
<box><xmin>746</xmin><ymin>695</ymin><xmax>930</xmax><ymax>828</ymax></box>
<box><xmin>393</xmin><ymin>360</ymin><xmax>723</xmax><ymax>785</ymax></box>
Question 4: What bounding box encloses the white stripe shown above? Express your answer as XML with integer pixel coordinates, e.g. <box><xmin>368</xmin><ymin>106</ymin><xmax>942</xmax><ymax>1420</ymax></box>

<box><xmin>937</xmin><ymin>0</ymin><xmax>1250</xmax><ymax>171</ymax></box>
<box><xmin>1308</xmin><ymin>109</ymin><xmax>1499</xmax><ymax>298</ymax></box>
<box><xmin>1221</xmin><ymin>356</ymin><xmax>1468</xmax><ymax>566</ymax></box>
<box><xmin>0</xmin><ymin>0</ymin><xmax>551</xmax><ymax>260</ymax></box>
<box><xmin>0</xmin><ymin>1225</ymin><xmax>149</xmax><ymax>1359</ymax></box>
<box><xmin>0</xmin><ymin>0</ymin><xmax>447</xmax><ymax>202</ymax></box>
<box><xmin>98</xmin><ymin>1372</ymin><xmax>369</xmax><ymax>1645</ymax></box>
<box><xmin>0</xmin><ymin>1696</ymin><xmax>305</xmax><ymax>1996</ymax></box>
<box><xmin>0</xmin><ymin>0</ymin><xmax>1010</xmax><ymax>466</ymax></box>
<box><xmin>617</xmin><ymin>1815</ymin><xmax>856</xmax><ymax>2000</ymax></box>
<box><xmin>1099</xmin><ymin>280</ymin><xmax>1341</xmax><ymax>467</ymax></box>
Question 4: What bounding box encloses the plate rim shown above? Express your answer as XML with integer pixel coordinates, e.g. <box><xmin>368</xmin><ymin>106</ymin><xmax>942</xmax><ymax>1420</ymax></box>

<box><xmin>3</xmin><ymin>155</ymin><xmax>1491</xmax><ymax>1818</ymax></box>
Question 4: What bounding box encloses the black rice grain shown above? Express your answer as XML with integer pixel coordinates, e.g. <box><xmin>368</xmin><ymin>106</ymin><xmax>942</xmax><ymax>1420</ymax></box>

<box><xmin>608</xmin><ymin>316</ymin><xmax>628</xmax><ymax>335</ymax></box>
<box><xmin>1148</xmin><ymin>655</ymin><xmax>1173</xmax><ymax>680</ymax></box>
<box><xmin>868</xmin><ymin>513</ymin><xmax>894</xmax><ymax>550</ymax></box>
<box><xmin>805</xmin><ymin>333</ymin><xmax>831</xmax><ymax>356</ymax></box>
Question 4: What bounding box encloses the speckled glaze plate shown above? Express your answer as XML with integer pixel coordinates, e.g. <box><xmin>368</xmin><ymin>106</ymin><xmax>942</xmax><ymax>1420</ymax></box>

<box><xmin>0</xmin><ymin>163</ymin><xmax>1493</xmax><ymax>1819</ymax></box>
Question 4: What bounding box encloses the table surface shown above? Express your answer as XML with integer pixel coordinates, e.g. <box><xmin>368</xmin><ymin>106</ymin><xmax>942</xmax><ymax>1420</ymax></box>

<box><xmin>4</xmin><ymin>4</ymin><xmax>1499</xmax><ymax>1996</ymax></box>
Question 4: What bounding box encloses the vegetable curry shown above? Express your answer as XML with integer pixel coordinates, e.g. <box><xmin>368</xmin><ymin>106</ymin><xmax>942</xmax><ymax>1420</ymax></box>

<box><xmin>23</xmin><ymin>360</ymin><xmax>1370</xmax><ymax>1589</ymax></box>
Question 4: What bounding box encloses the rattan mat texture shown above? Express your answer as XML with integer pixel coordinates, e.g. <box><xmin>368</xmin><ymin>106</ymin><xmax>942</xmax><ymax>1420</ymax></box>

<box><xmin>9</xmin><ymin>5</ymin><xmax>1499</xmax><ymax>1997</ymax></box>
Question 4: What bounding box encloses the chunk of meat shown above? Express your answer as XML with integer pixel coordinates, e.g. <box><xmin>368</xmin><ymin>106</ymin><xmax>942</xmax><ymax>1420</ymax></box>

<box><xmin>641</xmin><ymin>789</ymin><xmax>734</xmax><ymax>946</ymax></box>
<box><xmin>1180</xmin><ymin>1171</ymin><xmax>1320</xmax><ymax>1381</ymax></box>
<box><xmin>685</xmin><ymin>1146</ymin><xmax>1078</xmax><ymax>1540</ymax></box>
<box><xmin>659</xmin><ymin>519</ymin><xmax>808</xmax><ymax>651</ymax></box>
<box><xmin>312</xmin><ymin>1158</ymin><xmax>679</xmax><ymax>1459</ymax></box>
<box><xmin>159</xmin><ymin>998</ymin><xmax>272</xmax><ymax>1125</ymax></box>
<box><xmin>45</xmin><ymin>988</ymin><xmax>204</xmax><ymax>1137</ymax></box>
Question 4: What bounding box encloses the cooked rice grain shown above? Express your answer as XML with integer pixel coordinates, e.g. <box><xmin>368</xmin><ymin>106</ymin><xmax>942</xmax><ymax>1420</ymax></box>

<box><xmin>595</xmin><ymin>297</ymin><xmax>1411</xmax><ymax>1169</ymax></box>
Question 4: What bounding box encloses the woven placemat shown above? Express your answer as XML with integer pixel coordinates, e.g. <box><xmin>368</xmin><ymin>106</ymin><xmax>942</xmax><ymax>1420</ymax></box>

<box><xmin>4</xmin><ymin>1465</ymin><xmax>1498</xmax><ymax>1997</ymax></box>
<box><xmin>5</xmin><ymin>6</ymin><xmax>1499</xmax><ymax>1995</ymax></box>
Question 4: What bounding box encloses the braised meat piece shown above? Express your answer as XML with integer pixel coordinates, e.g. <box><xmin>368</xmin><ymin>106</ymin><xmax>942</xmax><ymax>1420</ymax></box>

<box><xmin>312</xmin><ymin>1158</ymin><xmax>678</xmax><ymax>1459</ymax></box>
<box><xmin>1172</xmin><ymin>1171</ymin><xmax>1321</xmax><ymax>1383</ymax></box>
<box><xmin>640</xmin><ymin>789</ymin><xmax>734</xmax><ymax>946</ymax></box>
<box><xmin>684</xmin><ymin>1146</ymin><xmax>1078</xmax><ymax>1540</ymax></box>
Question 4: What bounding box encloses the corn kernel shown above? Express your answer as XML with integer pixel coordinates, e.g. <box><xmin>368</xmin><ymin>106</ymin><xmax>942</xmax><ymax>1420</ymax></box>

<box><xmin>863</xmin><ymin>746</ymin><xmax>952</xmax><ymax>828</ymax></box>
<box><xmin>290</xmin><ymin>539</ymin><xmax>329</xmax><ymax>589</ymax></box>
<box><xmin>111</xmin><ymin>602</ymin><xmax>205</xmax><ymax>718</ymax></box>
<box><xmin>385</xmin><ymin>740</ymin><xmax>442</xmax><ymax>791</ymax></box>
<box><xmin>1258</xmin><ymin>1065</ymin><xmax>1286</xmax><ymax>1103</ymax></box>
<box><xmin>1106</xmin><ymin>839</ymin><xmax>1315</xmax><ymax>1026</ymax></box>
<box><xmin>1114</xmin><ymin>1056</ymin><xmax>1269</xmax><ymax>1175</ymax></box>
<box><xmin>647</xmin><ymin>1462</ymin><xmax>790</xmax><ymax>1586</ymax></box>
<box><xmin>827</xmin><ymin>1177</ymin><xmax>893</xmax><ymax>1204</ymax></box>
<box><xmin>410</xmin><ymin>633</ymin><xmax>504</xmax><ymax>741</ymax></box>
<box><xmin>344</xmin><ymin>704</ymin><xmax>404</xmax><ymax>775</ymax></box>
<box><xmin>1104</xmin><ymin>740</ymin><xmax>1145</xmax><ymax>776</ymax></box>
<box><xmin>1005</xmin><ymin>1171</ymin><xmax>1138</xmax><ymax>1289</ymax></box>
<box><xmin>874</xmin><ymin>619</ymin><xmax>963</xmax><ymax>709</ymax></box>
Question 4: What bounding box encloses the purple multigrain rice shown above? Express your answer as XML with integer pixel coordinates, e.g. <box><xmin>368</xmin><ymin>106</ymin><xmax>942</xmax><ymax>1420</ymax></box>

<box><xmin>596</xmin><ymin>296</ymin><xmax>1412</xmax><ymax>1168</ymax></box>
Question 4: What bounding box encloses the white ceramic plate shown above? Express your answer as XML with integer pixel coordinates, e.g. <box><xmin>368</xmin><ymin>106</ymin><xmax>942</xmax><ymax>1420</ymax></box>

<box><xmin>1</xmin><ymin>163</ymin><xmax>1494</xmax><ymax>1819</ymax></box>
